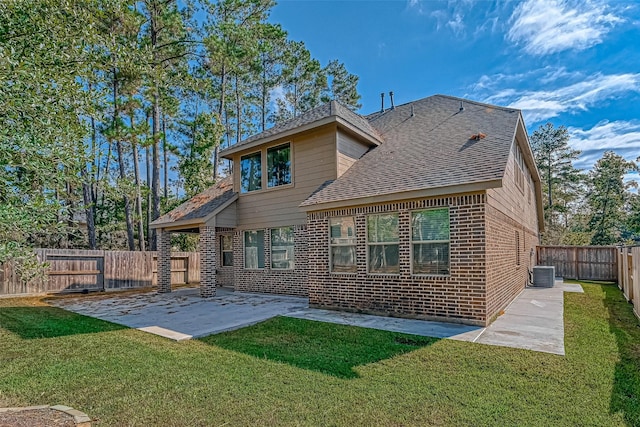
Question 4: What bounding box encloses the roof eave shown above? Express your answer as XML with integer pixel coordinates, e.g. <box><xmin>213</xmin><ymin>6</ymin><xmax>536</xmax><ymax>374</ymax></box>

<box><xmin>150</xmin><ymin>193</ymin><xmax>238</xmax><ymax>230</ymax></box>
<box><xmin>220</xmin><ymin>115</ymin><xmax>382</xmax><ymax>159</ymax></box>
<box><xmin>299</xmin><ymin>179</ymin><xmax>502</xmax><ymax>212</ymax></box>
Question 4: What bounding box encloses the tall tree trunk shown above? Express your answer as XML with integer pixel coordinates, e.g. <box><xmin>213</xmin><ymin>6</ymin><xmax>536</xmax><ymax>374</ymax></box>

<box><xmin>213</xmin><ymin>62</ymin><xmax>226</xmax><ymax>180</ymax></box>
<box><xmin>131</xmin><ymin>114</ymin><xmax>146</xmax><ymax>251</ymax></box>
<box><xmin>162</xmin><ymin>114</ymin><xmax>169</xmax><ymax>199</ymax></box>
<box><xmin>146</xmin><ymin>141</ymin><xmax>153</xmax><ymax>251</ymax></box>
<box><xmin>261</xmin><ymin>53</ymin><xmax>267</xmax><ymax>131</ymax></box>
<box><xmin>235</xmin><ymin>74</ymin><xmax>241</xmax><ymax>144</ymax></box>
<box><xmin>150</xmin><ymin>3</ymin><xmax>161</xmax><ymax>250</ymax></box>
<box><xmin>113</xmin><ymin>67</ymin><xmax>135</xmax><ymax>251</ymax></box>
<box><xmin>84</xmin><ymin>98</ymin><xmax>97</xmax><ymax>249</ymax></box>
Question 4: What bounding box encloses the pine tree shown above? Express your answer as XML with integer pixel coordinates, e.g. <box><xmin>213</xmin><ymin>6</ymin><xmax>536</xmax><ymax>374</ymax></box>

<box><xmin>587</xmin><ymin>151</ymin><xmax>637</xmax><ymax>245</ymax></box>
<box><xmin>530</xmin><ymin>122</ymin><xmax>584</xmax><ymax>244</ymax></box>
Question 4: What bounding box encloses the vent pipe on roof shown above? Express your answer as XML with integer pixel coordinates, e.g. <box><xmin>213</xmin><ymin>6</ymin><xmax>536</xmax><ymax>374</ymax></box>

<box><xmin>380</xmin><ymin>92</ymin><xmax>385</xmax><ymax>112</ymax></box>
<box><xmin>459</xmin><ymin>101</ymin><xmax>464</xmax><ymax>112</ymax></box>
<box><xmin>410</xmin><ymin>104</ymin><xmax>415</xmax><ymax>117</ymax></box>
<box><xmin>389</xmin><ymin>91</ymin><xmax>395</xmax><ymax>109</ymax></box>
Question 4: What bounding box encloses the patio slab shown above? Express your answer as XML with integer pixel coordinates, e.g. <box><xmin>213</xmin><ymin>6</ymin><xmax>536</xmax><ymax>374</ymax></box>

<box><xmin>50</xmin><ymin>287</ymin><xmax>308</xmax><ymax>340</ymax></box>
<box><xmin>50</xmin><ymin>281</ymin><xmax>582</xmax><ymax>355</ymax></box>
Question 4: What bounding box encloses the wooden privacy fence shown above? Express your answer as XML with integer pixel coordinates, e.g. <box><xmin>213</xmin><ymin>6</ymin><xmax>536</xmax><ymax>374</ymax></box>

<box><xmin>0</xmin><ymin>249</ymin><xmax>200</xmax><ymax>296</ymax></box>
<box><xmin>536</xmin><ymin>246</ymin><xmax>618</xmax><ymax>282</ymax></box>
<box><xmin>617</xmin><ymin>247</ymin><xmax>640</xmax><ymax>321</ymax></box>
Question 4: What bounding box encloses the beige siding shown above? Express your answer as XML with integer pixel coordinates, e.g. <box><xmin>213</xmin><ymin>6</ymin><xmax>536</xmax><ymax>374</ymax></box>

<box><xmin>485</xmin><ymin>138</ymin><xmax>539</xmax><ymax>233</ymax></box>
<box><xmin>213</xmin><ymin>203</ymin><xmax>237</xmax><ymax>227</ymax></box>
<box><xmin>234</xmin><ymin>126</ymin><xmax>337</xmax><ymax>229</ymax></box>
<box><xmin>485</xmin><ymin>136</ymin><xmax>541</xmax><ymax>321</ymax></box>
<box><xmin>336</xmin><ymin>130</ymin><xmax>370</xmax><ymax>176</ymax></box>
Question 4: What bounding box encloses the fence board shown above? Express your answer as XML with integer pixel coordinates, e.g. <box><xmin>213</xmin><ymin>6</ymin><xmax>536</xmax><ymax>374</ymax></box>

<box><xmin>632</xmin><ymin>247</ymin><xmax>640</xmax><ymax>320</ymax></box>
<box><xmin>0</xmin><ymin>249</ymin><xmax>199</xmax><ymax>296</ymax></box>
<box><xmin>537</xmin><ymin>246</ymin><xmax>618</xmax><ymax>282</ymax></box>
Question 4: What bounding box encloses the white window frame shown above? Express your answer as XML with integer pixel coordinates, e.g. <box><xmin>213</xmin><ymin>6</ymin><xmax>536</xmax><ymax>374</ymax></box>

<box><xmin>366</xmin><ymin>213</ymin><xmax>400</xmax><ymax>275</ymax></box>
<box><xmin>270</xmin><ymin>226</ymin><xmax>295</xmax><ymax>270</ymax></box>
<box><xmin>329</xmin><ymin>216</ymin><xmax>357</xmax><ymax>274</ymax></box>
<box><xmin>410</xmin><ymin>208</ymin><xmax>451</xmax><ymax>277</ymax></box>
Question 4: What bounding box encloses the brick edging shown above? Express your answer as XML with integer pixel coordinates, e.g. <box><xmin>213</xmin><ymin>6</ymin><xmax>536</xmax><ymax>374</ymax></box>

<box><xmin>0</xmin><ymin>405</ymin><xmax>91</xmax><ymax>426</ymax></box>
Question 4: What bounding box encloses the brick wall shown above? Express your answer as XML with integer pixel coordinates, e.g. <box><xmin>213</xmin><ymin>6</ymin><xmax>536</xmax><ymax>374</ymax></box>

<box><xmin>232</xmin><ymin>225</ymin><xmax>308</xmax><ymax>296</ymax></box>
<box><xmin>307</xmin><ymin>194</ymin><xmax>488</xmax><ymax>326</ymax></box>
<box><xmin>199</xmin><ymin>225</ymin><xmax>216</xmax><ymax>297</ymax></box>
<box><xmin>157</xmin><ymin>230</ymin><xmax>172</xmax><ymax>293</ymax></box>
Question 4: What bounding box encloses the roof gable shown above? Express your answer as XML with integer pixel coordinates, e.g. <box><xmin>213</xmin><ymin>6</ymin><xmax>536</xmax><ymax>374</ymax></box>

<box><xmin>301</xmin><ymin>95</ymin><xmax>521</xmax><ymax>208</ymax></box>
<box><xmin>220</xmin><ymin>101</ymin><xmax>382</xmax><ymax>158</ymax></box>
<box><xmin>150</xmin><ymin>176</ymin><xmax>236</xmax><ymax>229</ymax></box>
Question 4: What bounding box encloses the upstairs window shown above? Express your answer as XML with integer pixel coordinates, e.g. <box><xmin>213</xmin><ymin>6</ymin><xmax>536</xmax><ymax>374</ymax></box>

<box><xmin>240</xmin><ymin>152</ymin><xmax>262</xmax><ymax>193</ymax></box>
<box><xmin>367</xmin><ymin>214</ymin><xmax>399</xmax><ymax>274</ymax></box>
<box><xmin>411</xmin><ymin>208</ymin><xmax>450</xmax><ymax>275</ymax></box>
<box><xmin>271</xmin><ymin>227</ymin><xmax>294</xmax><ymax>269</ymax></box>
<box><xmin>267</xmin><ymin>144</ymin><xmax>291</xmax><ymax>188</ymax></box>
<box><xmin>329</xmin><ymin>217</ymin><xmax>357</xmax><ymax>273</ymax></box>
<box><xmin>244</xmin><ymin>230</ymin><xmax>265</xmax><ymax>269</ymax></box>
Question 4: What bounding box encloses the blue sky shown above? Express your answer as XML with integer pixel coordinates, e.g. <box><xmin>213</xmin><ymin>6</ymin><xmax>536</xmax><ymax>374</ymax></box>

<box><xmin>269</xmin><ymin>0</ymin><xmax>640</xmax><ymax>173</ymax></box>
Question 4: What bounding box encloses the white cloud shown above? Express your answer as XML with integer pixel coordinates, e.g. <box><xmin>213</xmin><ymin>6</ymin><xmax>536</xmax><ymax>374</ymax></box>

<box><xmin>507</xmin><ymin>0</ymin><xmax>622</xmax><ymax>55</ymax></box>
<box><xmin>569</xmin><ymin>120</ymin><xmax>640</xmax><ymax>153</ymax></box>
<box><xmin>568</xmin><ymin>120</ymin><xmax>640</xmax><ymax>171</ymax></box>
<box><xmin>481</xmin><ymin>72</ymin><xmax>640</xmax><ymax>124</ymax></box>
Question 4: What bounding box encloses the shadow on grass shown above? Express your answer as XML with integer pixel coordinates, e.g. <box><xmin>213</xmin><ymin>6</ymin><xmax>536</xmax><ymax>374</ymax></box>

<box><xmin>199</xmin><ymin>316</ymin><xmax>437</xmax><ymax>379</ymax></box>
<box><xmin>602</xmin><ymin>284</ymin><xmax>640</xmax><ymax>426</ymax></box>
<box><xmin>0</xmin><ymin>306</ymin><xmax>126</xmax><ymax>339</ymax></box>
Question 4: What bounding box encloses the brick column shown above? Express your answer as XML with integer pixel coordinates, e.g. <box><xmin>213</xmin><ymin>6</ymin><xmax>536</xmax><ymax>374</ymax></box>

<box><xmin>199</xmin><ymin>225</ymin><xmax>217</xmax><ymax>297</ymax></box>
<box><xmin>157</xmin><ymin>229</ymin><xmax>172</xmax><ymax>293</ymax></box>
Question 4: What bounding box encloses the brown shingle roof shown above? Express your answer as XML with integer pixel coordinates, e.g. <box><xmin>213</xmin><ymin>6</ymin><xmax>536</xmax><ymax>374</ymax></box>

<box><xmin>220</xmin><ymin>101</ymin><xmax>381</xmax><ymax>157</ymax></box>
<box><xmin>151</xmin><ymin>176</ymin><xmax>235</xmax><ymax>227</ymax></box>
<box><xmin>301</xmin><ymin>95</ymin><xmax>521</xmax><ymax>208</ymax></box>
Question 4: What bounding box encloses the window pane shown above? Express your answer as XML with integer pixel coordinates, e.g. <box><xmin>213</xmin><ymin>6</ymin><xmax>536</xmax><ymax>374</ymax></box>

<box><xmin>271</xmin><ymin>227</ymin><xmax>294</xmax><ymax>269</ymax></box>
<box><xmin>412</xmin><ymin>208</ymin><xmax>449</xmax><ymax>241</ymax></box>
<box><xmin>267</xmin><ymin>144</ymin><xmax>291</xmax><ymax>187</ymax></box>
<box><xmin>240</xmin><ymin>152</ymin><xmax>262</xmax><ymax>193</ymax></box>
<box><xmin>222</xmin><ymin>252</ymin><xmax>234</xmax><ymax>266</ymax></box>
<box><xmin>221</xmin><ymin>235</ymin><xmax>233</xmax><ymax>266</ymax></box>
<box><xmin>368</xmin><ymin>244</ymin><xmax>399</xmax><ymax>273</ymax></box>
<box><xmin>331</xmin><ymin>246</ymin><xmax>357</xmax><ymax>273</ymax></box>
<box><xmin>221</xmin><ymin>235</ymin><xmax>233</xmax><ymax>251</ymax></box>
<box><xmin>329</xmin><ymin>217</ymin><xmax>356</xmax><ymax>245</ymax></box>
<box><xmin>367</xmin><ymin>214</ymin><xmax>398</xmax><ymax>243</ymax></box>
<box><xmin>413</xmin><ymin>243</ymin><xmax>449</xmax><ymax>275</ymax></box>
<box><xmin>244</xmin><ymin>230</ymin><xmax>264</xmax><ymax>269</ymax></box>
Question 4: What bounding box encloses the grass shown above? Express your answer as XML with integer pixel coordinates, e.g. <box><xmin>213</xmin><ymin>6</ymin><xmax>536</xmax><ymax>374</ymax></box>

<box><xmin>0</xmin><ymin>282</ymin><xmax>638</xmax><ymax>426</ymax></box>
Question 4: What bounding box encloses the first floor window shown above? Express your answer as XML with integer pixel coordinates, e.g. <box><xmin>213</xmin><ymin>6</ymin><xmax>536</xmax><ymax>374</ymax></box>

<box><xmin>329</xmin><ymin>217</ymin><xmax>356</xmax><ymax>273</ymax></box>
<box><xmin>221</xmin><ymin>235</ymin><xmax>233</xmax><ymax>266</ymax></box>
<box><xmin>271</xmin><ymin>227</ymin><xmax>294</xmax><ymax>269</ymax></box>
<box><xmin>411</xmin><ymin>208</ymin><xmax>450</xmax><ymax>275</ymax></box>
<box><xmin>244</xmin><ymin>230</ymin><xmax>265</xmax><ymax>269</ymax></box>
<box><xmin>367</xmin><ymin>213</ymin><xmax>399</xmax><ymax>274</ymax></box>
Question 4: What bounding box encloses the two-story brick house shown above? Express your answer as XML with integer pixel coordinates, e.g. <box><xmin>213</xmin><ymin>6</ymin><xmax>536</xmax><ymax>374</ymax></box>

<box><xmin>151</xmin><ymin>94</ymin><xmax>543</xmax><ymax>326</ymax></box>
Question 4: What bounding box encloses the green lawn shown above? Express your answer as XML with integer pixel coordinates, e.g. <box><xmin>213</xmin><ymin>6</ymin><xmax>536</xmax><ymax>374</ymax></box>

<box><xmin>0</xmin><ymin>282</ymin><xmax>638</xmax><ymax>426</ymax></box>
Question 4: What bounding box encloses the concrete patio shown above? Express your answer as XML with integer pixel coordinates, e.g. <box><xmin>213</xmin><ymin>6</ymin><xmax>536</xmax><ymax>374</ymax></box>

<box><xmin>50</xmin><ymin>281</ymin><xmax>583</xmax><ymax>355</ymax></box>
